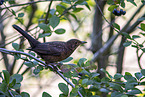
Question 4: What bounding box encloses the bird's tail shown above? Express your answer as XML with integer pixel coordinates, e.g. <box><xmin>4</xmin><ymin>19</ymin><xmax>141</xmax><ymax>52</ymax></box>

<box><xmin>12</xmin><ymin>24</ymin><xmax>40</xmax><ymax>48</ymax></box>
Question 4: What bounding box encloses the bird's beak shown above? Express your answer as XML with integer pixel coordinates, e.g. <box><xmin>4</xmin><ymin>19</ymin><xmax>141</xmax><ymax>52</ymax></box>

<box><xmin>81</xmin><ymin>41</ymin><xmax>87</xmax><ymax>44</ymax></box>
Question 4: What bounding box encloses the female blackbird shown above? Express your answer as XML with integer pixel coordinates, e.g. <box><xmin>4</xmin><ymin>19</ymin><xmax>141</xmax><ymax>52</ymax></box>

<box><xmin>12</xmin><ymin>25</ymin><xmax>86</xmax><ymax>64</ymax></box>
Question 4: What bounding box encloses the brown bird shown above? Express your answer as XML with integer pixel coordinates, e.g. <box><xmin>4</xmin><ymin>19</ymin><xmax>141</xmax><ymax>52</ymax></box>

<box><xmin>12</xmin><ymin>24</ymin><xmax>86</xmax><ymax>64</ymax></box>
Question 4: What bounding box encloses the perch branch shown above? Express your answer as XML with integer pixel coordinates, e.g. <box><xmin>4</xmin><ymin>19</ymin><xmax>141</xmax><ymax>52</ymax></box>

<box><xmin>0</xmin><ymin>48</ymin><xmax>83</xmax><ymax>97</ymax></box>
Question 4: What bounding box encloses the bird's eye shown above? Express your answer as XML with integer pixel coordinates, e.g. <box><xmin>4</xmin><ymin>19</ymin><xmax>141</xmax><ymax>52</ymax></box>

<box><xmin>75</xmin><ymin>41</ymin><xmax>78</xmax><ymax>45</ymax></box>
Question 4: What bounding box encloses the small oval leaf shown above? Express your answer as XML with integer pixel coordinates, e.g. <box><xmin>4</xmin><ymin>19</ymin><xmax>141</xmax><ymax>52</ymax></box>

<box><xmin>12</xmin><ymin>43</ymin><xmax>19</xmax><ymax>50</ymax></box>
<box><xmin>123</xmin><ymin>41</ymin><xmax>132</xmax><ymax>47</ymax></box>
<box><xmin>42</xmin><ymin>92</ymin><xmax>52</xmax><ymax>97</ymax></box>
<box><xmin>54</xmin><ymin>28</ymin><xmax>65</xmax><ymax>34</ymax></box>
<box><xmin>58</xmin><ymin>83</ymin><xmax>69</xmax><ymax>95</ymax></box>
<box><xmin>2</xmin><ymin>70</ymin><xmax>10</xmax><ymax>84</ymax></box>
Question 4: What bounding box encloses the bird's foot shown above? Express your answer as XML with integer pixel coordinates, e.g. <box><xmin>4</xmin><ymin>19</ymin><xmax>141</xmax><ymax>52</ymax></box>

<box><xmin>45</xmin><ymin>63</ymin><xmax>59</xmax><ymax>71</ymax></box>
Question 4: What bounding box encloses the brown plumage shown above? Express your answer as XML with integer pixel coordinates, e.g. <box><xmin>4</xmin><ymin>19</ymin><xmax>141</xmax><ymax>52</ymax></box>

<box><xmin>12</xmin><ymin>24</ymin><xmax>86</xmax><ymax>64</ymax></box>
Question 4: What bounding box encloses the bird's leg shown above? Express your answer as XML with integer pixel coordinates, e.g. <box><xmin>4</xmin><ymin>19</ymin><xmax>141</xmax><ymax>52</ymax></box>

<box><xmin>44</xmin><ymin>63</ymin><xmax>54</xmax><ymax>71</ymax></box>
<box><xmin>45</xmin><ymin>63</ymin><xmax>59</xmax><ymax>71</ymax></box>
<box><xmin>51</xmin><ymin>63</ymin><xmax>58</xmax><ymax>71</ymax></box>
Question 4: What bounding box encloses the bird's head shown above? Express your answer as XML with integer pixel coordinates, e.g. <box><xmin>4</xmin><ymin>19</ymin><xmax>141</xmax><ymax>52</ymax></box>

<box><xmin>66</xmin><ymin>39</ymin><xmax>87</xmax><ymax>50</ymax></box>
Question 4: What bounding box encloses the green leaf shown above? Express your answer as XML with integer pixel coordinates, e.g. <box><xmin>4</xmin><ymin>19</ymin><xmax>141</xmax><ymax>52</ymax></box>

<box><xmin>2</xmin><ymin>70</ymin><xmax>10</xmax><ymax>84</ymax></box>
<box><xmin>56</xmin><ymin>4</ymin><xmax>65</xmax><ymax>14</ymax></box>
<box><xmin>11</xmin><ymin>9</ymin><xmax>16</xmax><ymax>16</ymax></box>
<box><xmin>33</xmin><ymin>68</ymin><xmax>40</xmax><ymax>75</ymax></box>
<box><xmin>73</xmin><ymin>8</ymin><xmax>84</xmax><ymax>12</ymax></box>
<box><xmin>100</xmin><ymin>88</ymin><xmax>110</xmax><ymax>93</ymax></box>
<box><xmin>114</xmin><ymin>73</ymin><xmax>123</xmax><ymax>79</ymax></box>
<box><xmin>42</xmin><ymin>92</ymin><xmax>52</xmax><ymax>97</ymax></box>
<box><xmin>121</xmin><ymin>1</ymin><xmax>125</xmax><ymax>8</ymax></box>
<box><xmin>109</xmin><ymin>83</ymin><xmax>123</xmax><ymax>92</ymax></box>
<box><xmin>113</xmin><ymin>23</ymin><xmax>120</xmax><ymax>30</ymax></box>
<box><xmin>107</xmin><ymin>0</ymin><xmax>114</xmax><ymax>4</ymax></box>
<box><xmin>141</xmin><ymin>48</ymin><xmax>145</xmax><ymax>52</ymax></box>
<box><xmin>72</xmin><ymin>79</ymin><xmax>77</xmax><ymax>85</ymax></box>
<box><xmin>108</xmin><ymin>5</ymin><xmax>118</xmax><ymax>12</ymax></box>
<box><xmin>121</xmin><ymin>95</ymin><xmax>128</xmax><ymax>97</ymax></box>
<box><xmin>135</xmin><ymin>72</ymin><xmax>143</xmax><ymax>80</ymax></box>
<box><xmin>127</xmin><ymin>0</ymin><xmax>137</xmax><ymax>6</ymax></box>
<box><xmin>140</xmin><ymin>77</ymin><xmax>145</xmax><ymax>81</ymax></box>
<box><xmin>12</xmin><ymin>43</ymin><xmax>19</xmax><ymax>50</ymax></box>
<box><xmin>29</xmin><ymin>52</ymin><xmax>35</xmax><ymax>56</ymax></box>
<box><xmin>85</xmin><ymin>3</ymin><xmax>91</xmax><ymax>11</ymax></box>
<box><xmin>59</xmin><ymin>94</ymin><xmax>67</xmax><ymax>97</ymax></box>
<box><xmin>121</xmin><ymin>32</ymin><xmax>131</xmax><ymax>39</ymax></box>
<box><xmin>125</xmin><ymin>83</ymin><xmax>134</xmax><ymax>90</ymax></box>
<box><xmin>70</xmin><ymin>13</ymin><xmax>78</xmax><ymax>21</ymax></box>
<box><xmin>70</xmin><ymin>92</ymin><xmax>78</xmax><ymax>97</ymax></box>
<box><xmin>11</xmin><ymin>74</ymin><xmax>23</xmax><ymax>83</ymax></box>
<box><xmin>126</xmin><ymin>89</ymin><xmax>142</xmax><ymax>95</ymax></box>
<box><xmin>111</xmin><ymin>91</ymin><xmax>123</xmax><ymax>97</ymax></box>
<box><xmin>75</xmin><ymin>1</ymin><xmax>87</xmax><ymax>5</ymax></box>
<box><xmin>141</xmin><ymin>0</ymin><xmax>145</xmax><ymax>5</ymax></box>
<box><xmin>12</xmin><ymin>83</ymin><xmax>21</xmax><ymax>89</ymax></box>
<box><xmin>24</xmin><ymin>61</ymin><xmax>36</xmax><ymax>67</ymax></box>
<box><xmin>132</xmin><ymin>35</ymin><xmax>140</xmax><ymax>39</ymax></box>
<box><xmin>14</xmin><ymin>54</ymin><xmax>21</xmax><ymax>60</ymax></box>
<box><xmin>50</xmin><ymin>9</ymin><xmax>55</xmax><ymax>15</ymax></box>
<box><xmin>21</xmin><ymin>92</ymin><xmax>30</xmax><ymax>97</ymax></box>
<box><xmin>54</xmin><ymin>28</ymin><xmax>65</xmax><ymax>34</ymax></box>
<box><xmin>91</xmin><ymin>73</ymin><xmax>100</xmax><ymax>78</ymax></box>
<box><xmin>131</xmin><ymin>45</ymin><xmax>138</xmax><ymax>48</ymax></box>
<box><xmin>125</xmin><ymin>72</ymin><xmax>132</xmax><ymax>76</ymax></box>
<box><xmin>140</xmin><ymin>81</ymin><xmax>145</xmax><ymax>85</ymax></box>
<box><xmin>82</xmin><ymin>79</ymin><xmax>88</xmax><ymax>84</ymax></box>
<box><xmin>61</xmin><ymin>57</ymin><xmax>73</xmax><ymax>63</ymax></box>
<box><xmin>38</xmin><ymin>33</ymin><xmax>51</xmax><ymax>38</ymax></box>
<box><xmin>38</xmin><ymin>23</ymin><xmax>51</xmax><ymax>32</ymax></box>
<box><xmin>101</xmin><ymin>77</ymin><xmax>110</xmax><ymax>83</ymax></box>
<box><xmin>124</xmin><ymin>72</ymin><xmax>137</xmax><ymax>81</ymax></box>
<box><xmin>9</xmin><ymin>79</ymin><xmax>16</xmax><ymax>88</ymax></box>
<box><xmin>58</xmin><ymin>83</ymin><xmax>69</xmax><ymax>95</ymax></box>
<box><xmin>0</xmin><ymin>82</ymin><xmax>7</xmax><ymax>93</ymax></box>
<box><xmin>77</xmin><ymin>58</ymin><xmax>87</xmax><ymax>67</ymax></box>
<box><xmin>8</xmin><ymin>0</ymin><xmax>15</xmax><ymax>4</ymax></box>
<box><xmin>11</xmin><ymin>90</ymin><xmax>19</xmax><ymax>96</ymax></box>
<box><xmin>100</xmin><ymin>68</ymin><xmax>113</xmax><ymax>78</ymax></box>
<box><xmin>32</xmin><ymin>60</ymin><xmax>39</xmax><ymax>66</ymax></box>
<box><xmin>141</xmin><ymin>23</ymin><xmax>145</xmax><ymax>31</ymax></box>
<box><xmin>18</xmin><ymin>13</ymin><xmax>24</xmax><ymax>17</ymax></box>
<box><xmin>63</xmin><ymin>71</ymin><xmax>72</xmax><ymax>78</ymax></box>
<box><xmin>139</xmin><ymin>44</ymin><xmax>143</xmax><ymax>48</ymax></box>
<box><xmin>141</xmin><ymin>69</ymin><xmax>145</xmax><ymax>76</ymax></box>
<box><xmin>49</xmin><ymin>15</ymin><xmax>60</xmax><ymax>29</ymax></box>
<box><xmin>71</xmin><ymin>86</ymin><xmax>79</xmax><ymax>93</ymax></box>
<box><xmin>123</xmin><ymin>41</ymin><xmax>132</xmax><ymax>47</ymax></box>
<box><xmin>62</xmin><ymin>0</ymin><xmax>71</xmax><ymax>4</ymax></box>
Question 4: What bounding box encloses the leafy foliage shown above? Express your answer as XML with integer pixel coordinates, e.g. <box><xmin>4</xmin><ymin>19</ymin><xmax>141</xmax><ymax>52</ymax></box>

<box><xmin>0</xmin><ymin>0</ymin><xmax>145</xmax><ymax>97</ymax></box>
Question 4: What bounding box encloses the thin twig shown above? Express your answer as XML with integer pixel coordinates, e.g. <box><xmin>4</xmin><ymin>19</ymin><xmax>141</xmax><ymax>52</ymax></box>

<box><xmin>0</xmin><ymin>0</ymin><xmax>60</xmax><ymax>10</ymax></box>
<box><xmin>94</xmin><ymin>0</ymin><xmax>119</xmax><ymax>33</ymax></box>
<box><xmin>45</xmin><ymin>0</ymin><xmax>53</xmax><ymax>23</ymax></box>
<box><xmin>136</xmin><ymin>49</ymin><xmax>142</xmax><ymax>70</ymax></box>
<box><xmin>59</xmin><ymin>4</ymin><xmax>75</xmax><ymax>18</ymax></box>
<box><xmin>8</xmin><ymin>90</ymin><xmax>15</xmax><ymax>97</ymax></box>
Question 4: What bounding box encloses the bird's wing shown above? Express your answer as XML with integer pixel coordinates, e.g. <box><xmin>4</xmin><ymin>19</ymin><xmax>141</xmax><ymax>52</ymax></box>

<box><xmin>31</xmin><ymin>42</ymin><xmax>66</xmax><ymax>56</ymax></box>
